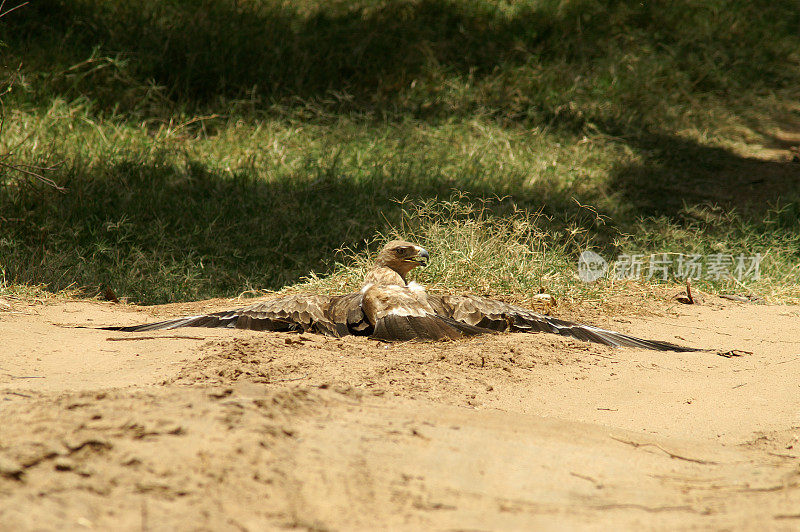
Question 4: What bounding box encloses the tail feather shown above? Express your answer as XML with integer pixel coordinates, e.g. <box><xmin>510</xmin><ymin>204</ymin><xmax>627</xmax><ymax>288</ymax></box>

<box><xmin>372</xmin><ymin>314</ymin><xmax>495</xmax><ymax>342</ymax></box>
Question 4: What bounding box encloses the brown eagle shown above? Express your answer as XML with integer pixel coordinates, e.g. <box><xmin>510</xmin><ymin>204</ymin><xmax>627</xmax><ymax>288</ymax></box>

<box><xmin>106</xmin><ymin>240</ymin><xmax>697</xmax><ymax>351</ymax></box>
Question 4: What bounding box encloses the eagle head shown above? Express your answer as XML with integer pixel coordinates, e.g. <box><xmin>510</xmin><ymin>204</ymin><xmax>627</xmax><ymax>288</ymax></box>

<box><xmin>375</xmin><ymin>240</ymin><xmax>429</xmax><ymax>276</ymax></box>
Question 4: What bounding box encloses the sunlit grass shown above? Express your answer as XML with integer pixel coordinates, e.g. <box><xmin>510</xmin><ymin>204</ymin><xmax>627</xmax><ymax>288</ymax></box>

<box><xmin>292</xmin><ymin>195</ymin><xmax>800</xmax><ymax>309</ymax></box>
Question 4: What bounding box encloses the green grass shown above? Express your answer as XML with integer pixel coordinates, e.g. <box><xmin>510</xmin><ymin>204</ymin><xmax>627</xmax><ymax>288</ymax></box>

<box><xmin>1</xmin><ymin>0</ymin><xmax>799</xmax><ymax>306</ymax></box>
<box><xmin>293</xmin><ymin>195</ymin><xmax>800</xmax><ymax>309</ymax></box>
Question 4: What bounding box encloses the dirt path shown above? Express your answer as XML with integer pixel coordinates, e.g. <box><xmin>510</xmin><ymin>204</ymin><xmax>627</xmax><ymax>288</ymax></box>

<box><xmin>1</xmin><ymin>296</ymin><xmax>799</xmax><ymax>530</ymax></box>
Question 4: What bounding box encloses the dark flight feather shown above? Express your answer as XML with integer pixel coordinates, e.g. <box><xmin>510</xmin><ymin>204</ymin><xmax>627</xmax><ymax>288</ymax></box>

<box><xmin>427</xmin><ymin>294</ymin><xmax>695</xmax><ymax>351</ymax></box>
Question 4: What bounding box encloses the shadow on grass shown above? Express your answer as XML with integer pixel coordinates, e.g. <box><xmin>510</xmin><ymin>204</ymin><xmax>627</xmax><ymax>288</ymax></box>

<box><xmin>608</xmin><ymin>133</ymin><xmax>800</xmax><ymax>221</ymax></box>
<box><xmin>1</xmin><ymin>157</ymin><xmax>519</xmax><ymax>303</ymax></box>
<box><xmin>2</xmin><ymin>130</ymin><xmax>798</xmax><ymax>304</ymax></box>
<box><xmin>5</xmin><ymin>0</ymin><xmax>798</xmax><ymax>121</ymax></box>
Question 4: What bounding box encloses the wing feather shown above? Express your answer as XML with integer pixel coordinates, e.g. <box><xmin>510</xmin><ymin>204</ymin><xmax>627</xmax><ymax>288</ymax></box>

<box><xmin>105</xmin><ymin>293</ymin><xmax>342</xmax><ymax>336</ymax></box>
<box><xmin>428</xmin><ymin>294</ymin><xmax>698</xmax><ymax>352</ymax></box>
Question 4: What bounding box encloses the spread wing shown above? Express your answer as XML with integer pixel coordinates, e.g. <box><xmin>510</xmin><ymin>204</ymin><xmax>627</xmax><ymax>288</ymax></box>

<box><xmin>427</xmin><ymin>294</ymin><xmax>698</xmax><ymax>351</ymax></box>
<box><xmin>102</xmin><ymin>287</ymin><xmax>696</xmax><ymax>350</ymax></box>
<box><xmin>104</xmin><ymin>293</ymin><xmax>366</xmax><ymax>337</ymax></box>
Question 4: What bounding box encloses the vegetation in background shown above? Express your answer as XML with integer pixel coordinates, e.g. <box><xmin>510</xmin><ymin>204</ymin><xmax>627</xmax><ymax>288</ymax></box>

<box><xmin>295</xmin><ymin>195</ymin><xmax>800</xmax><ymax>308</ymax></box>
<box><xmin>1</xmin><ymin>0</ymin><xmax>799</xmax><ymax>305</ymax></box>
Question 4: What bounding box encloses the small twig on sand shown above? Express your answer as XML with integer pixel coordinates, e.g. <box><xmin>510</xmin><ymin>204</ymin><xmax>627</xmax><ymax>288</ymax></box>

<box><xmin>610</xmin><ymin>435</ymin><xmax>717</xmax><ymax>465</ymax></box>
<box><xmin>739</xmin><ymin>480</ymin><xmax>800</xmax><ymax>492</ymax></box>
<box><xmin>570</xmin><ymin>471</ymin><xmax>604</xmax><ymax>488</ymax></box>
<box><xmin>717</xmin><ymin>349</ymin><xmax>752</xmax><ymax>358</ymax></box>
<box><xmin>107</xmin><ymin>335</ymin><xmax>207</xmax><ymax>341</ymax></box>
<box><xmin>3</xmin><ymin>374</ymin><xmax>44</xmax><ymax>379</ymax></box>
<box><xmin>767</xmin><ymin>451</ymin><xmax>800</xmax><ymax>459</ymax></box>
<box><xmin>594</xmin><ymin>503</ymin><xmax>698</xmax><ymax>513</ymax></box>
<box><xmin>262</xmin><ymin>374</ymin><xmax>308</xmax><ymax>384</ymax></box>
<box><xmin>4</xmin><ymin>391</ymin><xmax>32</xmax><ymax>397</ymax></box>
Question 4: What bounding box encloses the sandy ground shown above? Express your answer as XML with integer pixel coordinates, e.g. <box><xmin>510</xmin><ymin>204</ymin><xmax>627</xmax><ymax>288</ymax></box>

<box><xmin>1</xmin><ymin>293</ymin><xmax>799</xmax><ymax>531</ymax></box>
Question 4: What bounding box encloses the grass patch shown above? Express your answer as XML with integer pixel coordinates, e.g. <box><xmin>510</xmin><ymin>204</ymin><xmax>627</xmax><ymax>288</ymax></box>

<box><xmin>294</xmin><ymin>195</ymin><xmax>800</xmax><ymax>307</ymax></box>
<box><xmin>1</xmin><ymin>0</ymin><xmax>799</xmax><ymax>306</ymax></box>
<box><xmin>294</xmin><ymin>195</ymin><xmax>587</xmax><ymax>302</ymax></box>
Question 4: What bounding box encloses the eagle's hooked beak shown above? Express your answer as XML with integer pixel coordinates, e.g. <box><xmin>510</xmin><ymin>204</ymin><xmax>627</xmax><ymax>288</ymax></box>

<box><xmin>413</xmin><ymin>246</ymin><xmax>429</xmax><ymax>266</ymax></box>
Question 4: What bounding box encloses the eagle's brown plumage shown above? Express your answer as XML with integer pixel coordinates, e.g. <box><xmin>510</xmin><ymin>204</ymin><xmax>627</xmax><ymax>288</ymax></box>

<box><xmin>105</xmin><ymin>240</ymin><xmax>698</xmax><ymax>351</ymax></box>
